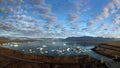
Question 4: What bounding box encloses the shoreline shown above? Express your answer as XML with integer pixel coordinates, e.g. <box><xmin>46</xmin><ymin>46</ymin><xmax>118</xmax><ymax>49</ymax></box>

<box><xmin>0</xmin><ymin>47</ymin><xmax>107</xmax><ymax>68</ymax></box>
<box><xmin>92</xmin><ymin>43</ymin><xmax>120</xmax><ymax>62</ymax></box>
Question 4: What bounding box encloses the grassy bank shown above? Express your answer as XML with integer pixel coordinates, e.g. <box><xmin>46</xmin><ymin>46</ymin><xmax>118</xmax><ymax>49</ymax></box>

<box><xmin>93</xmin><ymin>43</ymin><xmax>120</xmax><ymax>62</ymax></box>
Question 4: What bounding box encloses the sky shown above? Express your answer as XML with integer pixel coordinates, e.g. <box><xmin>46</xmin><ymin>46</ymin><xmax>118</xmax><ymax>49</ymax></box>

<box><xmin>0</xmin><ymin>0</ymin><xmax>120</xmax><ymax>38</ymax></box>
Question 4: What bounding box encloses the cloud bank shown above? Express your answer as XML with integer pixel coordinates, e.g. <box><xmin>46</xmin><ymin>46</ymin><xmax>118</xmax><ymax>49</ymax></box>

<box><xmin>0</xmin><ymin>0</ymin><xmax>120</xmax><ymax>38</ymax></box>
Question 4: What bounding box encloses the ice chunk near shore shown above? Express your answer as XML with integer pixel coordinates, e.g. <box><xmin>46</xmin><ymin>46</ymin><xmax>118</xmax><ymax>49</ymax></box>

<box><xmin>45</xmin><ymin>51</ymin><xmax>48</xmax><ymax>53</ymax></box>
<box><xmin>29</xmin><ymin>49</ymin><xmax>32</xmax><ymax>52</ymax></box>
<box><xmin>14</xmin><ymin>44</ymin><xmax>19</xmax><ymax>47</ymax></box>
<box><xmin>67</xmin><ymin>48</ymin><xmax>71</xmax><ymax>52</ymax></box>
<box><xmin>76</xmin><ymin>46</ymin><xmax>81</xmax><ymax>51</ymax></box>
<box><xmin>40</xmin><ymin>48</ymin><xmax>43</xmax><ymax>51</ymax></box>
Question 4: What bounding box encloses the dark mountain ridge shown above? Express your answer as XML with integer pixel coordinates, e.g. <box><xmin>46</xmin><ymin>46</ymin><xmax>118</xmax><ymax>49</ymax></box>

<box><xmin>64</xmin><ymin>36</ymin><xmax>119</xmax><ymax>42</ymax></box>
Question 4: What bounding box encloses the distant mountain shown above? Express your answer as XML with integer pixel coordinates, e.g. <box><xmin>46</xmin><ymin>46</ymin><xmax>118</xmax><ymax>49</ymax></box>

<box><xmin>0</xmin><ymin>36</ymin><xmax>41</xmax><ymax>42</ymax></box>
<box><xmin>64</xmin><ymin>36</ymin><xmax>118</xmax><ymax>42</ymax></box>
<box><xmin>0</xmin><ymin>36</ymin><xmax>10</xmax><ymax>41</ymax></box>
<box><xmin>1</xmin><ymin>36</ymin><xmax>120</xmax><ymax>43</ymax></box>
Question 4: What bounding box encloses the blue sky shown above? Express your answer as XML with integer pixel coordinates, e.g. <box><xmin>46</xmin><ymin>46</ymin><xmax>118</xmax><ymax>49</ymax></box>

<box><xmin>0</xmin><ymin>0</ymin><xmax>120</xmax><ymax>38</ymax></box>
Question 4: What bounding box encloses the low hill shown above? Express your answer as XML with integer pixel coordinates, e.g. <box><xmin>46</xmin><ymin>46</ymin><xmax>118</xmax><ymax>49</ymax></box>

<box><xmin>64</xmin><ymin>36</ymin><xmax>119</xmax><ymax>42</ymax></box>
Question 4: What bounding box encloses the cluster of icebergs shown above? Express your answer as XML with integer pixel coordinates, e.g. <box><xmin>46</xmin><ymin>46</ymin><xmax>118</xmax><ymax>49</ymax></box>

<box><xmin>1</xmin><ymin>42</ymin><xmax>20</xmax><ymax>47</ymax></box>
<box><xmin>1</xmin><ymin>41</ymin><xmax>92</xmax><ymax>56</ymax></box>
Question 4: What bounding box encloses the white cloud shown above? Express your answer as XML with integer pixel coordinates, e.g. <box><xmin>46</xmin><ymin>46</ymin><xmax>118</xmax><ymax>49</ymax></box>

<box><xmin>112</xmin><ymin>14</ymin><xmax>120</xmax><ymax>24</ymax></box>
<box><xmin>73</xmin><ymin>0</ymin><xmax>90</xmax><ymax>13</ymax></box>
<box><xmin>0</xmin><ymin>0</ymin><xmax>23</xmax><ymax>19</ymax></box>
<box><xmin>69</xmin><ymin>23</ymin><xmax>80</xmax><ymax>31</ymax></box>
<box><xmin>0</xmin><ymin>21</ymin><xmax>18</xmax><ymax>32</ymax></box>
<box><xmin>87</xmin><ymin>19</ymin><xmax>95</xmax><ymax>26</ymax></box>
<box><xmin>40</xmin><ymin>14</ymin><xmax>57</xmax><ymax>23</ymax></box>
<box><xmin>34</xmin><ymin>5</ymin><xmax>51</xmax><ymax>14</ymax></box>
<box><xmin>0</xmin><ymin>0</ymin><xmax>59</xmax><ymax>38</ymax></box>
<box><xmin>26</xmin><ymin>0</ymin><xmax>45</xmax><ymax>5</ymax></box>
<box><xmin>95</xmin><ymin>0</ymin><xmax>120</xmax><ymax>20</ymax></box>
<box><xmin>67</xmin><ymin>13</ymin><xmax>79</xmax><ymax>22</ymax></box>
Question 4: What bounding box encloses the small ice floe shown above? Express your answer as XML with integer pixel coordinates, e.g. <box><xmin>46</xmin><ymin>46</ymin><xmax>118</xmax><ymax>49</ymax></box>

<box><xmin>63</xmin><ymin>43</ymin><xmax>66</xmax><ymax>46</ymax></box>
<box><xmin>67</xmin><ymin>48</ymin><xmax>71</xmax><ymax>52</ymax></box>
<box><xmin>42</xmin><ymin>45</ymin><xmax>47</xmax><ymax>47</ymax></box>
<box><xmin>52</xmin><ymin>42</ymin><xmax>56</xmax><ymax>45</ymax></box>
<box><xmin>10</xmin><ymin>44</ymin><xmax>14</xmax><ymax>47</ymax></box>
<box><xmin>29</xmin><ymin>49</ymin><xmax>32</xmax><ymax>52</ymax></box>
<box><xmin>59</xmin><ymin>50</ymin><xmax>63</xmax><ymax>53</ymax></box>
<box><xmin>40</xmin><ymin>48</ymin><xmax>43</xmax><ymax>51</ymax></box>
<box><xmin>45</xmin><ymin>51</ymin><xmax>48</xmax><ymax>53</ymax></box>
<box><xmin>36</xmin><ymin>47</ymin><xmax>44</xmax><ymax>51</ymax></box>
<box><xmin>51</xmin><ymin>49</ymin><xmax>55</xmax><ymax>52</ymax></box>
<box><xmin>62</xmin><ymin>49</ymin><xmax>66</xmax><ymax>52</ymax></box>
<box><xmin>7</xmin><ymin>43</ymin><xmax>10</xmax><ymax>45</ymax></box>
<box><xmin>29</xmin><ymin>49</ymin><xmax>33</xmax><ymax>53</ymax></box>
<box><xmin>76</xmin><ymin>47</ymin><xmax>81</xmax><ymax>51</ymax></box>
<box><xmin>56</xmin><ymin>49</ymin><xmax>63</xmax><ymax>53</ymax></box>
<box><xmin>13</xmin><ymin>44</ymin><xmax>19</xmax><ymax>47</ymax></box>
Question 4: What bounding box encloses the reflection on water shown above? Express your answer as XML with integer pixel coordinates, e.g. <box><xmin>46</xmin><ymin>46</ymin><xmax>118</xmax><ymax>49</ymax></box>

<box><xmin>0</xmin><ymin>41</ymin><xmax>96</xmax><ymax>56</ymax></box>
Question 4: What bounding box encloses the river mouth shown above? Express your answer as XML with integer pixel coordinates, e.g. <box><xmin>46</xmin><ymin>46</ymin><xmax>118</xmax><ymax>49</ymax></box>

<box><xmin>0</xmin><ymin>41</ymin><xmax>98</xmax><ymax>57</ymax></box>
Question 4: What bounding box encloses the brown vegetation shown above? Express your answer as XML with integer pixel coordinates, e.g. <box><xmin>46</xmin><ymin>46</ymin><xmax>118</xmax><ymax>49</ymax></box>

<box><xmin>93</xmin><ymin>43</ymin><xmax>120</xmax><ymax>61</ymax></box>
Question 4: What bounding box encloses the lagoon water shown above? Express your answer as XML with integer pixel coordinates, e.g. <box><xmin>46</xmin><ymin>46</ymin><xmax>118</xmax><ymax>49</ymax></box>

<box><xmin>0</xmin><ymin>41</ymin><xmax>99</xmax><ymax>56</ymax></box>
